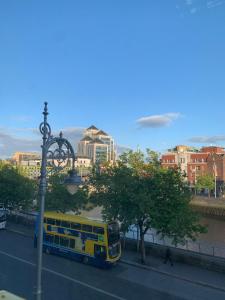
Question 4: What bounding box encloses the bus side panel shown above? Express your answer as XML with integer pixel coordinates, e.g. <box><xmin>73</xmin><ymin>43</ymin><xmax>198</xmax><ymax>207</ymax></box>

<box><xmin>43</xmin><ymin>242</ymin><xmax>111</xmax><ymax>269</ymax></box>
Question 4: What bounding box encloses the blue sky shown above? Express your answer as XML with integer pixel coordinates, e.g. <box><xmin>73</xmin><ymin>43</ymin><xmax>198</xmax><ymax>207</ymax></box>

<box><xmin>0</xmin><ymin>0</ymin><xmax>225</xmax><ymax>158</ymax></box>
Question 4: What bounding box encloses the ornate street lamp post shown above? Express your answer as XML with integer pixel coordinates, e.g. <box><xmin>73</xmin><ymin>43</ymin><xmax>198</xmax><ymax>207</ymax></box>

<box><xmin>36</xmin><ymin>102</ymin><xmax>82</xmax><ymax>300</ymax></box>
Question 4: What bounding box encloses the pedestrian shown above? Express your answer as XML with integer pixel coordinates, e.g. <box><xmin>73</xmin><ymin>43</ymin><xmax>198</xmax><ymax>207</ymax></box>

<box><xmin>164</xmin><ymin>247</ymin><xmax>173</xmax><ymax>266</ymax></box>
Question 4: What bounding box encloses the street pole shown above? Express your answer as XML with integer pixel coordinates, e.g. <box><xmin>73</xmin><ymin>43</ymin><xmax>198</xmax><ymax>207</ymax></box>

<box><xmin>213</xmin><ymin>156</ymin><xmax>217</xmax><ymax>199</ymax></box>
<box><xmin>215</xmin><ymin>172</ymin><xmax>217</xmax><ymax>199</ymax></box>
<box><xmin>36</xmin><ymin>103</ymin><xmax>48</xmax><ymax>300</ymax></box>
<box><xmin>35</xmin><ymin>102</ymin><xmax>81</xmax><ymax>300</ymax></box>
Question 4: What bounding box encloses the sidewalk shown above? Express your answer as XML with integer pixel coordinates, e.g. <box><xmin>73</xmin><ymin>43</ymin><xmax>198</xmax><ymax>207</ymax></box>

<box><xmin>121</xmin><ymin>249</ymin><xmax>225</xmax><ymax>293</ymax></box>
<box><xmin>6</xmin><ymin>221</ymin><xmax>225</xmax><ymax>293</ymax></box>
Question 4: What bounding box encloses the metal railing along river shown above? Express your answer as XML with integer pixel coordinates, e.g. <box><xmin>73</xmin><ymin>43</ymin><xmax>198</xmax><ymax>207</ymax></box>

<box><xmin>125</xmin><ymin>225</ymin><xmax>225</xmax><ymax>259</ymax></box>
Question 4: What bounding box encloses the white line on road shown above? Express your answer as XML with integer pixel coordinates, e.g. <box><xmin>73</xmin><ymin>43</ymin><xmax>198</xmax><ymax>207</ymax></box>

<box><xmin>0</xmin><ymin>250</ymin><xmax>126</xmax><ymax>300</ymax></box>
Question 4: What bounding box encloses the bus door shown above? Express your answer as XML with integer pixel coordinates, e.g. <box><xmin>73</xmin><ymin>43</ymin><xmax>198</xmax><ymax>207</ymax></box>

<box><xmin>94</xmin><ymin>244</ymin><xmax>106</xmax><ymax>260</ymax></box>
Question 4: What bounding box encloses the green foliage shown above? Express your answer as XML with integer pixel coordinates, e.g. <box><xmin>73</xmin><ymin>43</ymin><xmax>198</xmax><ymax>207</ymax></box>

<box><xmin>196</xmin><ymin>173</ymin><xmax>215</xmax><ymax>197</ymax></box>
<box><xmin>149</xmin><ymin>168</ymin><xmax>206</xmax><ymax>245</ymax></box>
<box><xmin>88</xmin><ymin>150</ymin><xmax>206</xmax><ymax>262</ymax></box>
<box><xmin>45</xmin><ymin>174</ymin><xmax>88</xmax><ymax>213</ymax></box>
<box><xmin>0</xmin><ymin>161</ymin><xmax>36</xmax><ymax>210</ymax></box>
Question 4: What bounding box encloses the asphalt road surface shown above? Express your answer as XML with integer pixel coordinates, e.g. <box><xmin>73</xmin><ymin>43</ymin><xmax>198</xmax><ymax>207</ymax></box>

<box><xmin>0</xmin><ymin>230</ymin><xmax>225</xmax><ymax>300</ymax></box>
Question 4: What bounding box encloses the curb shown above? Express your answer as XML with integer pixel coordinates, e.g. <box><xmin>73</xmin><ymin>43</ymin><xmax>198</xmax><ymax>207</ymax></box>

<box><xmin>120</xmin><ymin>259</ymin><xmax>225</xmax><ymax>293</ymax></box>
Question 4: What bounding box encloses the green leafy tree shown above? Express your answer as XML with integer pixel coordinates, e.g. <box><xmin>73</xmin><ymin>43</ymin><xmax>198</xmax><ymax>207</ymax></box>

<box><xmin>89</xmin><ymin>150</ymin><xmax>206</xmax><ymax>264</ymax></box>
<box><xmin>0</xmin><ymin>162</ymin><xmax>36</xmax><ymax>210</ymax></box>
<box><xmin>45</xmin><ymin>174</ymin><xmax>88</xmax><ymax>213</ymax></box>
<box><xmin>195</xmin><ymin>173</ymin><xmax>214</xmax><ymax>198</ymax></box>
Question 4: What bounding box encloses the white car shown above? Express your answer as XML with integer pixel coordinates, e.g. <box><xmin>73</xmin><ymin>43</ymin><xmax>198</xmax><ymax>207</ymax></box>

<box><xmin>0</xmin><ymin>208</ymin><xmax>7</xmax><ymax>229</ymax></box>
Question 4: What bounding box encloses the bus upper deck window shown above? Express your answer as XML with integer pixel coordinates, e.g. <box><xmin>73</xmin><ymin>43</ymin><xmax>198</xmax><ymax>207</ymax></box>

<box><xmin>47</xmin><ymin>218</ymin><xmax>55</xmax><ymax>225</ymax></box>
<box><xmin>61</xmin><ymin>221</ymin><xmax>70</xmax><ymax>228</ymax></box>
<box><xmin>93</xmin><ymin>226</ymin><xmax>104</xmax><ymax>234</ymax></box>
<box><xmin>71</xmin><ymin>223</ymin><xmax>81</xmax><ymax>230</ymax></box>
<box><xmin>55</xmin><ymin>219</ymin><xmax>61</xmax><ymax>226</ymax></box>
<box><xmin>82</xmin><ymin>224</ymin><xmax>92</xmax><ymax>232</ymax></box>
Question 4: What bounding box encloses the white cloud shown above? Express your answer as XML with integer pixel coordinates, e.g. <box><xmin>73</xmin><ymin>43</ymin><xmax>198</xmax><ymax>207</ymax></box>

<box><xmin>188</xmin><ymin>135</ymin><xmax>225</xmax><ymax>144</ymax></box>
<box><xmin>185</xmin><ymin>0</ymin><xmax>193</xmax><ymax>5</ymax></box>
<box><xmin>136</xmin><ymin>113</ymin><xmax>181</xmax><ymax>128</ymax></box>
<box><xmin>0</xmin><ymin>127</ymin><xmax>84</xmax><ymax>159</ymax></box>
<box><xmin>207</xmin><ymin>0</ymin><xmax>225</xmax><ymax>8</ymax></box>
<box><xmin>116</xmin><ymin>145</ymin><xmax>132</xmax><ymax>156</ymax></box>
<box><xmin>9</xmin><ymin>115</ymin><xmax>32</xmax><ymax>122</ymax></box>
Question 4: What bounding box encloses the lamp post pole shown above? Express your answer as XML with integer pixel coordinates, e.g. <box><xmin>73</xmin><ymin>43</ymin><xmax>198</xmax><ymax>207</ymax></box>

<box><xmin>36</xmin><ymin>104</ymin><xmax>48</xmax><ymax>300</ymax></box>
<box><xmin>35</xmin><ymin>102</ymin><xmax>81</xmax><ymax>300</ymax></box>
<box><xmin>212</xmin><ymin>155</ymin><xmax>217</xmax><ymax>199</ymax></box>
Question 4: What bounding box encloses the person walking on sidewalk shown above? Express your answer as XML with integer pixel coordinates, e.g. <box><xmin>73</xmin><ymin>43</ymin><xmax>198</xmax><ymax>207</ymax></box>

<box><xmin>164</xmin><ymin>247</ymin><xmax>173</xmax><ymax>266</ymax></box>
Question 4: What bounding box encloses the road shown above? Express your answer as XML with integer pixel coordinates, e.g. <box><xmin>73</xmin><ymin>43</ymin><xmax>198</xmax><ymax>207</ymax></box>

<box><xmin>1</xmin><ymin>230</ymin><xmax>225</xmax><ymax>300</ymax></box>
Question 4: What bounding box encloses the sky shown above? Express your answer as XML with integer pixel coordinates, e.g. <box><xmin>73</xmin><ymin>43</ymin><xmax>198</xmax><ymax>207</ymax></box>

<box><xmin>0</xmin><ymin>0</ymin><xmax>225</xmax><ymax>158</ymax></box>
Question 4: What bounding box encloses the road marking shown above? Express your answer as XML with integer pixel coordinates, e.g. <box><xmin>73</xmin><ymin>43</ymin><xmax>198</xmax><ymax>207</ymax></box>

<box><xmin>0</xmin><ymin>250</ymin><xmax>126</xmax><ymax>300</ymax></box>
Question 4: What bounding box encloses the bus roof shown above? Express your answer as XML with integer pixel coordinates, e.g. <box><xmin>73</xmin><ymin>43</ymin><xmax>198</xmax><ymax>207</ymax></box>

<box><xmin>44</xmin><ymin>211</ymin><xmax>106</xmax><ymax>226</ymax></box>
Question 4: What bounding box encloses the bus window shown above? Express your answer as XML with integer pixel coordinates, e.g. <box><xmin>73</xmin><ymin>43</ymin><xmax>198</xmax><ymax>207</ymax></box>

<box><xmin>47</xmin><ymin>218</ymin><xmax>55</xmax><ymax>225</ymax></box>
<box><xmin>61</xmin><ymin>221</ymin><xmax>70</xmax><ymax>228</ymax></box>
<box><xmin>54</xmin><ymin>235</ymin><xmax>60</xmax><ymax>244</ymax></box>
<box><xmin>44</xmin><ymin>218</ymin><xmax>47</xmax><ymax>223</ymax></box>
<box><xmin>69</xmin><ymin>239</ymin><xmax>75</xmax><ymax>249</ymax></box>
<box><xmin>71</xmin><ymin>222</ymin><xmax>81</xmax><ymax>230</ymax></box>
<box><xmin>82</xmin><ymin>224</ymin><xmax>92</xmax><ymax>232</ymax></box>
<box><xmin>93</xmin><ymin>226</ymin><xmax>104</xmax><ymax>235</ymax></box>
<box><xmin>60</xmin><ymin>237</ymin><xmax>69</xmax><ymax>247</ymax></box>
<box><xmin>55</xmin><ymin>219</ymin><xmax>61</xmax><ymax>226</ymax></box>
<box><xmin>45</xmin><ymin>234</ymin><xmax>54</xmax><ymax>243</ymax></box>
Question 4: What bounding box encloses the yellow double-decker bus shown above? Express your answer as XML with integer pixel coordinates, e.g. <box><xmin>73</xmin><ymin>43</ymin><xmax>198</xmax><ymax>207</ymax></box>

<box><xmin>35</xmin><ymin>212</ymin><xmax>121</xmax><ymax>268</ymax></box>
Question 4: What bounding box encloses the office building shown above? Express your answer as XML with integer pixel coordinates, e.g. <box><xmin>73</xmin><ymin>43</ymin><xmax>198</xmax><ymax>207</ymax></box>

<box><xmin>77</xmin><ymin>125</ymin><xmax>116</xmax><ymax>164</ymax></box>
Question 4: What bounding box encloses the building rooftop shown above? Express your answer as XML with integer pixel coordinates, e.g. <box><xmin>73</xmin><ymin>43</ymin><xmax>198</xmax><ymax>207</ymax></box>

<box><xmin>80</xmin><ymin>136</ymin><xmax>93</xmax><ymax>142</ymax></box>
<box><xmin>87</xmin><ymin>125</ymin><xmax>98</xmax><ymax>130</ymax></box>
<box><xmin>97</xmin><ymin>130</ymin><xmax>108</xmax><ymax>136</ymax></box>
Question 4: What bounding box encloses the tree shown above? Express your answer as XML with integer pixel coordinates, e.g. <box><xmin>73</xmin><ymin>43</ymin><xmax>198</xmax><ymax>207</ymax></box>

<box><xmin>88</xmin><ymin>150</ymin><xmax>206</xmax><ymax>264</ymax></box>
<box><xmin>0</xmin><ymin>162</ymin><xmax>36</xmax><ymax>210</ymax></box>
<box><xmin>45</xmin><ymin>174</ymin><xmax>88</xmax><ymax>213</ymax></box>
<box><xmin>195</xmin><ymin>173</ymin><xmax>214</xmax><ymax>198</ymax></box>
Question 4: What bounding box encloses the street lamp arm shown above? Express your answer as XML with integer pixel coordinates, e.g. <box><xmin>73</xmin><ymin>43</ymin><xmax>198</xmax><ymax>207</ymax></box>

<box><xmin>44</xmin><ymin>135</ymin><xmax>76</xmax><ymax>171</ymax></box>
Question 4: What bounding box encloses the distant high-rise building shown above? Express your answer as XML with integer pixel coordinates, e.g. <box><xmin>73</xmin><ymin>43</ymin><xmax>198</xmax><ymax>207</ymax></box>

<box><xmin>77</xmin><ymin>125</ymin><xmax>116</xmax><ymax>164</ymax></box>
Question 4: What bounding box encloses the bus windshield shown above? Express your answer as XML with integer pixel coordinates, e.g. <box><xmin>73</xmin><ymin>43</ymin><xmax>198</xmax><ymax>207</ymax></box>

<box><xmin>107</xmin><ymin>222</ymin><xmax>120</xmax><ymax>245</ymax></box>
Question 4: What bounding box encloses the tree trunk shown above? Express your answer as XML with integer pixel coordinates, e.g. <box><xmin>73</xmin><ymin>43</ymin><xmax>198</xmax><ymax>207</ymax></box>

<box><xmin>122</xmin><ymin>231</ymin><xmax>126</xmax><ymax>250</ymax></box>
<box><xmin>136</xmin><ymin>226</ymin><xmax>140</xmax><ymax>252</ymax></box>
<box><xmin>140</xmin><ymin>227</ymin><xmax>146</xmax><ymax>264</ymax></box>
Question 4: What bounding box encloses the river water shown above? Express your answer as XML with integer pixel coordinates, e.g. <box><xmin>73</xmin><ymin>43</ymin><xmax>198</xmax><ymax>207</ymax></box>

<box><xmin>199</xmin><ymin>215</ymin><xmax>225</xmax><ymax>246</ymax></box>
<box><xmin>125</xmin><ymin>215</ymin><xmax>225</xmax><ymax>258</ymax></box>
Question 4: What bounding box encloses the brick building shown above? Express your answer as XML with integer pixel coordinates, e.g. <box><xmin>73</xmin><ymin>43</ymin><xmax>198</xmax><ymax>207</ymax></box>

<box><xmin>161</xmin><ymin>145</ymin><xmax>225</xmax><ymax>192</ymax></box>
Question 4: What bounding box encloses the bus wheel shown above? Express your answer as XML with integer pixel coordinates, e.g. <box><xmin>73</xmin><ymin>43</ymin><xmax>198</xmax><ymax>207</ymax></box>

<box><xmin>83</xmin><ymin>256</ymin><xmax>89</xmax><ymax>264</ymax></box>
